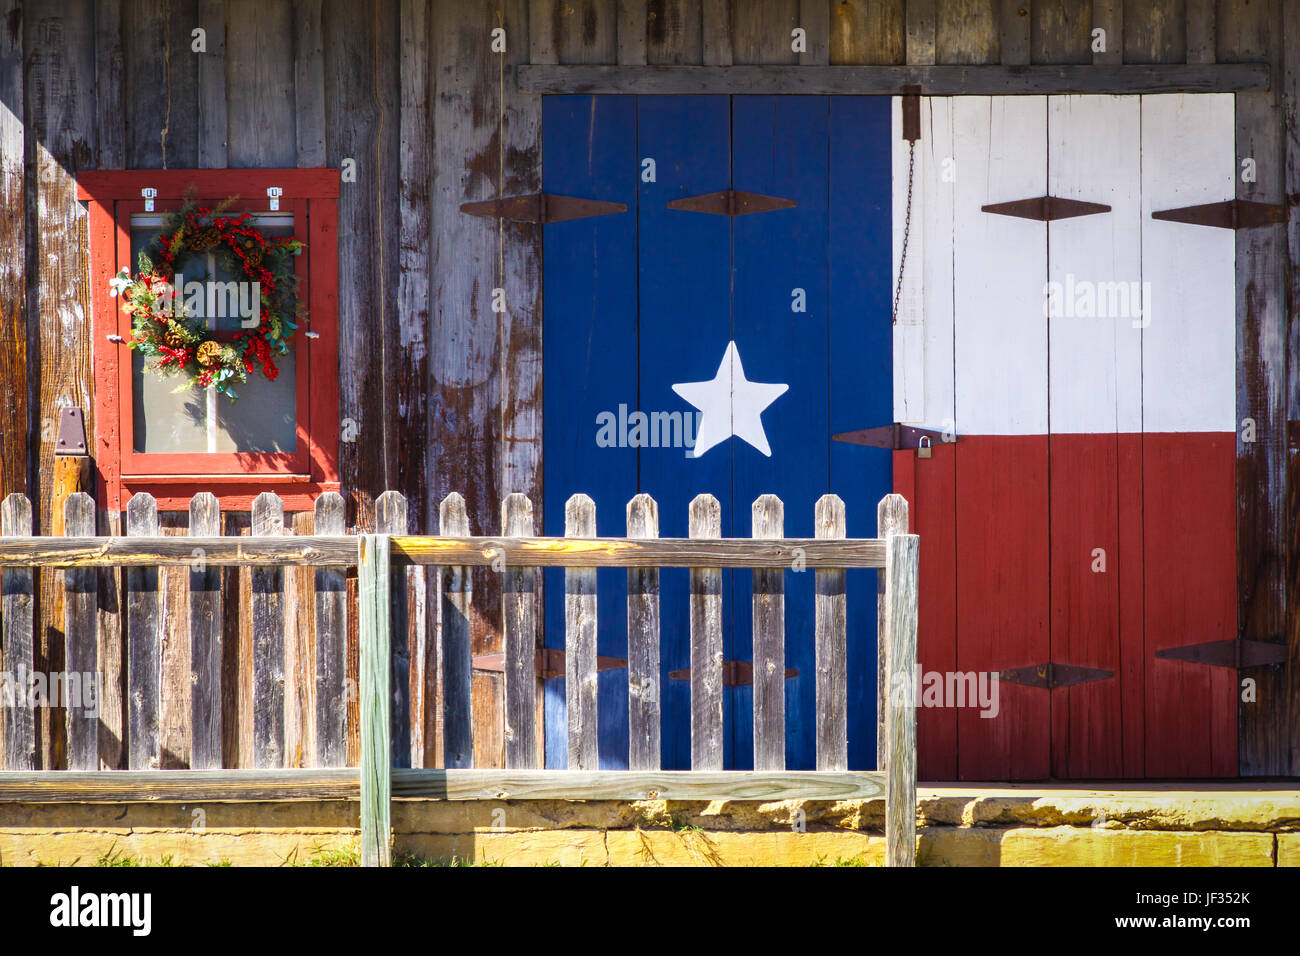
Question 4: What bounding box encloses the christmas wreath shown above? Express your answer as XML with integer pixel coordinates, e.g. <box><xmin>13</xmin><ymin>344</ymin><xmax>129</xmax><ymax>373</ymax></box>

<box><xmin>109</xmin><ymin>195</ymin><xmax>305</xmax><ymax>399</ymax></box>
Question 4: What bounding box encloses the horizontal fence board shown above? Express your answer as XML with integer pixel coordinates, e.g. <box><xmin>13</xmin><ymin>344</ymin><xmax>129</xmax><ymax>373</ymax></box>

<box><xmin>0</xmin><ymin>768</ymin><xmax>885</xmax><ymax>803</ymax></box>
<box><xmin>517</xmin><ymin>63</ymin><xmax>1271</xmax><ymax>94</ymax></box>
<box><xmin>0</xmin><ymin>769</ymin><xmax>361</xmax><ymax>802</ymax></box>
<box><xmin>0</xmin><ymin>536</ymin><xmax>887</xmax><ymax>569</ymax></box>
<box><xmin>391</xmin><ymin>770</ymin><xmax>886</xmax><ymax>801</ymax></box>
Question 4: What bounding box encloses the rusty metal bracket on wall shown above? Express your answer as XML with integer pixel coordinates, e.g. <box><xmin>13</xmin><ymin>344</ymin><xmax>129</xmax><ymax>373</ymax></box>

<box><xmin>460</xmin><ymin>192</ymin><xmax>627</xmax><ymax>224</ymax></box>
<box><xmin>1151</xmin><ymin>198</ymin><xmax>1288</xmax><ymax>230</ymax></box>
<box><xmin>1155</xmin><ymin>638</ymin><xmax>1287</xmax><ymax>669</ymax></box>
<box><xmin>667</xmin><ymin>189</ymin><xmax>797</xmax><ymax>217</ymax></box>
<box><xmin>998</xmin><ymin>662</ymin><xmax>1115</xmax><ymax>690</ymax></box>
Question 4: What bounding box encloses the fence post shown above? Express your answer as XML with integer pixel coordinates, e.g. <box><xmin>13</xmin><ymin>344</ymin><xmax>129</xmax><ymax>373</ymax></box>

<box><xmin>566</xmin><ymin>494</ymin><xmax>598</xmax><ymax>770</ymax></box>
<box><xmin>626</xmin><ymin>493</ymin><xmax>660</xmax><ymax>771</ymax></box>
<box><xmin>126</xmin><ymin>493</ymin><xmax>160</xmax><ymax>770</ymax></box>
<box><xmin>689</xmin><ymin>494</ymin><xmax>723</xmax><ymax>771</ymax></box>
<box><xmin>439</xmin><ymin>493</ymin><xmax>473</xmax><ymax>769</ymax></box>
<box><xmin>876</xmin><ymin>493</ymin><xmax>909</xmax><ymax>770</ymax></box>
<box><xmin>885</xmin><ymin>532</ymin><xmax>920</xmax><ymax>868</ymax></box>
<box><xmin>814</xmin><ymin>494</ymin><xmax>847</xmax><ymax>771</ymax></box>
<box><xmin>314</xmin><ymin>492</ymin><xmax>348</xmax><ymax>767</ymax></box>
<box><xmin>1</xmin><ymin>493</ymin><xmax>35</xmax><ymax>770</ymax></box>
<box><xmin>752</xmin><ymin>494</ymin><xmax>785</xmax><ymax>771</ymax></box>
<box><xmin>376</xmin><ymin>491</ymin><xmax>411</xmax><ymax>769</ymax></box>
<box><xmin>251</xmin><ymin>492</ymin><xmax>286</xmax><ymax>769</ymax></box>
<box><xmin>189</xmin><ymin>492</ymin><xmax>222</xmax><ymax>770</ymax></box>
<box><xmin>359</xmin><ymin>533</ymin><xmax>392</xmax><ymax>868</ymax></box>
<box><xmin>63</xmin><ymin>492</ymin><xmax>99</xmax><ymax>770</ymax></box>
<box><xmin>502</xmin><ymin>493</ymin><xmax>537</xmax><ymax>769</ymax></box>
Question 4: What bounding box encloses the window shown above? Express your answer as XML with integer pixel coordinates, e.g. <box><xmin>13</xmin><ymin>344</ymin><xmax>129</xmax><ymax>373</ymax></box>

<box><xmin>79</xmin><ymin>170</ymin><xmax>339</xmax><ymax>510</ymax></box>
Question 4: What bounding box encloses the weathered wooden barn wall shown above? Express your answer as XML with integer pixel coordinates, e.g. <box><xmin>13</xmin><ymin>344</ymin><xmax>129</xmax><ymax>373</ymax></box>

<box><xmin>0</xmin><ymin>0</ymin><xmax>1296</xmax><ymax>775</ymax></box>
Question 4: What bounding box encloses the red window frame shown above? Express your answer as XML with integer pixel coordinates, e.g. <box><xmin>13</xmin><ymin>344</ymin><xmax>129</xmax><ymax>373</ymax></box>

<box><xmin>78</xmin><ymin>169</ymin><xmax>340</xmax><ymax>511</ymax></box>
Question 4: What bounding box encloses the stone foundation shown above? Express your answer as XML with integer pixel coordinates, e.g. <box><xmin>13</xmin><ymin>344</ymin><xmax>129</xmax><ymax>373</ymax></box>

<box><xmin>2</xmin><ymin>785</ymin><xmax>1296</xmax><ymax>866</ymax></box>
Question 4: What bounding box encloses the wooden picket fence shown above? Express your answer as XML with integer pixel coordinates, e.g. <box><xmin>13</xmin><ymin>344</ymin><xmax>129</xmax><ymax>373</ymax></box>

<box><xmin>0</xmin><ymin>488</ymin><xmax>919</xmax><ymax>866</ymax></box>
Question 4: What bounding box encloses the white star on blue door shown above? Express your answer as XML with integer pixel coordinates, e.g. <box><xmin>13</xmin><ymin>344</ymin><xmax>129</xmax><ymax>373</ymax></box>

<box><xmin>672</xmin><ymin>340</ymin><xmax>788</xmax><ymax>457</ymax></box>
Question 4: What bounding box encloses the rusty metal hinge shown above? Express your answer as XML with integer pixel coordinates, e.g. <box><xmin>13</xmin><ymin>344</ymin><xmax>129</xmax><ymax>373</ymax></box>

<box><xmin>667</xmin><ymin>189</ymin><xmax>797</xmax><ymax>217</ymax></box>
<box><xmin>1151</xmin><ymin>199</ymin><xmax>1287</xmax><ymax>230</ymax></box>
<box><xmin>832</xmin><ymin>423</ymin><xmax>955</xmax><ymax>450</ymax></box>
<box><xmin>54</xmin><ymin>407</ymin><xmax>87</xmax><ymax>457</ymax></box>
<box><xmin>981</xmin><ymin>195</ymin><xmax>1111</xmax><ymax>222</ymax></box>
<box><xmin>1155</xmin><ymin>638</ymin><xmax>1287</xmax><ymax>669</ymax></box>
<box><xmin>998</xmin><ymin>662</ymin><xmax>1115</xmax><ymax>690</ymax></box>
<box><xmin>472</xmin><ymin>648</ymin><xmax>628</xmax><ymax>680</ymax></box>
<box><xmin>459</xmin><ymin>193</ymin><xmax>627</xmax><ymax>224</ymax></box>
<box><xmin>669</xmin><ymin>660</ymin><xmax>798</xmax><ymax>687</ymax></box>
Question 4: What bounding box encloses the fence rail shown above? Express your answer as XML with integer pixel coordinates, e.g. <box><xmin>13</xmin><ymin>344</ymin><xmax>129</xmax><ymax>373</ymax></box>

<box><xmin>0</xmin><ymin>489</ymin><xmax>919</xmax><ymax>866</ymax></box>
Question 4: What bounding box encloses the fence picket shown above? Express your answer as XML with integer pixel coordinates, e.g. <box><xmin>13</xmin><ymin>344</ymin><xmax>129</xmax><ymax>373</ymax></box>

<box><xmin>1</xmin><ymin>493</ymin><xmax>35</xmax><ymax>770</ymax></box>
<box><xmin>313</xmin><ymin>492</ymin><xmax>348</xmax><ymax>768</ymax></box>
<box><xmin>439</xmin><ymin>493</ymin><xmax>473</xmax><ymax>769</ymax></box>
<box><xmin>251</xmin><ymin>492</ymin><xmax>285</xmax><ymax>769</ymax></box>
<box><xmin>359</xmin><ymin>533</ymin><xmax>392</xmax><ymax>867</ymax></box>
<box><xmin>188</xmin><ymin>492</ymin><xmax>222</xmax><ymax>769</ymax></box>
<box><xmin>815</xmin><ymin>494</ymin><xmax>847</xmax><ymax>771</ymax></box>
<box><xmin>502</xmin><ymin>493</ymin><xmax>537</xmax><ymax>769</ymax></box>
<box><xmin>876</xmin><ymin>494</ymin><xmax>909</xmax><ymax>770</ymax></box>
<box><xmin>752</xmin><ymin>495</ymin><xmax>785</xmax><ymax>771</ymax></box>
<box><xmin>376</xmin><ymin>491</ymin><xmax>411</xmax><ymax>769</ymax></box>
<box><xmin>627</xmin><ymin>493</ymin><xmax>660</xmax><ymax>771</ymax></box>
<box><xmin>885</xmin><ymin>532</ymin><xmax>920</xmax><ymax>867</ymax></box>
<box><xmin>565</xmin><ymin>494</ymin><xmax>598</xmax><ymax>770</ymax></box>
<box><xmin>126</xmin><ymin>493</ymin><xmax>160</xmax><ymax>770</ymax></box>
<box><xmin>63</xmin><ymin>492</ymin><xmax>99</xmax><ymax>770</ymax></box>
<box><xmin>689</xmin><ymin>494</ymin><xmax>723</xmax><ymax>771</ymax></box>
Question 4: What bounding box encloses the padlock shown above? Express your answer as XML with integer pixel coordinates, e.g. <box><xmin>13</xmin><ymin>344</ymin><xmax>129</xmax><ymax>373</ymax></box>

<box><xmin>917</xmin><ymin>436</ymin><xmax>932</xmax><ymax>459</ymax></box>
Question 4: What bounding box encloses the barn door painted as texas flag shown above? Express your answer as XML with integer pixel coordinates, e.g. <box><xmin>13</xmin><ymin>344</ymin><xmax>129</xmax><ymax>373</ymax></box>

<box><xmin>895</xmin><ymin>94</ymin><xmax>1237</xmax><ymax>779</ymax></box>
<box><xmin>542</xmin><ymin>95</ymin><xmax>893</xmax><ymax>771</ymax></box>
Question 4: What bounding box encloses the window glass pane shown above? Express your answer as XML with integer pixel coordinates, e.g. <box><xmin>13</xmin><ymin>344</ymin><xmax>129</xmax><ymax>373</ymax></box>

<box><xmin>128</xmin><ymin>211</ymin><xmax>298</xmax><ymax>456</ymax></box>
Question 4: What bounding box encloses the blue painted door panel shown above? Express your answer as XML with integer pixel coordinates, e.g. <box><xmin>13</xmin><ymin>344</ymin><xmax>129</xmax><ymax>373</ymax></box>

<box><xmin>542</xmin><ymin>95</ymin><xmax>892</xmax><ymax>771</ymax></box>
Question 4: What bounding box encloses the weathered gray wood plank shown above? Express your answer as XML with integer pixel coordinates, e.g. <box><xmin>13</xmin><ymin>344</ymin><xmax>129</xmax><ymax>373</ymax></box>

<box><xmin>751</xmin><ymin>495</ymin><xmax>785</xmax><ymax>772</ymax></box>
<box><xmin>251</xmin><ymin>493</ymin><xmax>285</xmax><ymax>769</ymax></box>
<box><xmin>885</xmin><ymin>533</ymin><xmax>919</xmax><ymax>867</ymax></box>
<box><xmin>905</xmin><ymin>0</ymin><xmax>936</xmax><ymax>64</ymax></box>
<box><xmin>1030</xmin><ymin>0</ymin><xmax>1092</xmax><ymax>65</ymax></box>
<box><xmin>1092</xmin><ymin>0</ymin><xmax>1122</xmax><ymax>64</ymax></box>
<box><xmin>226</xmin><ymin>0</ymin><xmax>296</xmax><ymax>167</ymax></box>
<box><xmin>646</xmin><ymin>0</ymin><xmax>700</xmax><ymax>63</ymax></box>
<box><xmin>617</xmin><ymin>0</ymin><xmax>648</xmax><ymax>64</ymax></box>
<box><xmin>702</xmin><ymin>0</ymin><xmax>733</xmax><ymax>66</ymax></box>
<box><xmin>392</xmin><ymin>769</ymin><xmax>885</xmax><ymax>801</ymax></box>
<box><xmin>689</xmin><ymin>494</ymin><xmax>723</xmax><ymax>770</ymax></box>
<box><xmin>1186</xmin><ymin>0</ymin><xmax>1215</xmax><ymax>64</ymax></box>
<box><xmin>1284</xmin><ymin>0</ymin><xmax>1300</xmax><ymax>779</ymax></box>
<box><xmin>502</xmin><ymin>494</ymin><xmax>538</xmax><ymax>769</ymax></box>
<box><xmin>62</xmin><ymin>493</ymin><xmax>97</xmax><ymax>771</ymax></box>
<box><xmin>196</xmin><ymin>0</ymin><xmax>227</xmax><ymax>167</ymax></box>
<box><xmin>359</xmin><ymin>534</ymin><xmax>392</xmax><ymax>866</ymax></box>
<box><xmin>1</xmin><ymin>495</ymin><xmax>35</xmax><ymax>770</ymax></box>
<box><xmin>516</xmin><ymin>62</ymin><xmax>1269</xmax><ymax>92</ymax></box>
<box><xmin>93</xmin><ymin>0</ymin><xmax>126</xmax><ymax>169</ymax></box>
<box><xmin>876</xmin><ymin>493</ymin><xmax>908</xmax><ymax>770</ymax></box>
<box><xmin>530</xmin><ymin>0</ymin><xmax>558</xmax><ymax>64</ymax></box>
<box><xmin>439</xmin><ymin>493</ymin><xmax>473</xmax><ymax>769</ymax></box>
<box><xmin>627</xmin><ymin>493</ymin><xmax>661</xmax><ymax>770</ymax></box>
<box><xmin>313</xmin><ymin>493</ymin><xmax>347</xmax><ymax>768</ymax></box>
<box><xmin>0</xmin><ymin>768</ymin><xmax>885</xmax><ymax>803</ymax></box>
<box><xmin>798</xmin><ymin>0</ymin><xmax>829</xmax><ymax>65</ymax></box>
<box><xmin>814</xmin><ymin>494</ymin><xmax>846</xmax><ymax>771</ymax></box>
<box><xmin>294</xmin><ymin>0</ymin><xmax>326</xmax><ymax>167</ymax></box>
<box><xmin>999</xmin><ymin>0</ymin><xmax>1030</xmax><ymax>65</ymax></box>
<box><xmin>125</xmin><ymin>494</ymin><xmax>159</xmax><ymax>770</ymax></box>
<box><xmin>377</xmin><ymin>491</ymin><xmax>411</xmax><ymax>769</ymax></box>
<box><xmin>564</xmin><ymin>495</ymin><xmax>598</xmax><ymax>769</ymax></box>
<box><xmin>188</xmin><ymin>493</ymin><xmax>222</xmax><ymax>770</ymax></box>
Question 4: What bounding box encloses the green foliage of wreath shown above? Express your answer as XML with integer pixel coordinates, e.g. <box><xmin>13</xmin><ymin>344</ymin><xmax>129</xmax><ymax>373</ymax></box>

<box><xmin>108</xmin><ymin>194</ymin><xmax>305</xmax><ymax>400</ymax></box>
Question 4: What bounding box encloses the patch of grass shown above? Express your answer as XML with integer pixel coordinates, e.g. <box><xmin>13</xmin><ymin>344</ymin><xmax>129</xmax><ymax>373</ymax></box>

<box><xmin>94</xmin><ymin>846</ymin><xmax>176</xmax><ymax>868</ymax></box>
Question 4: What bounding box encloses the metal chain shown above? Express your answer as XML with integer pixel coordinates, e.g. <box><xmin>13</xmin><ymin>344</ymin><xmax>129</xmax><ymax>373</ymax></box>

<box><xmin>892</xmin><ymin>138</ymin><xmax>916</xmax><ymax>326</ymax></box>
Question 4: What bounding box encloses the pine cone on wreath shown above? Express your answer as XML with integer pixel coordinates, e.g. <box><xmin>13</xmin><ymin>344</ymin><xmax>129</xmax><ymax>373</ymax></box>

<box><xmin>195</xmin><ymin>340</ymin><xmax>223</xmax><ymax>367</ymax></box>
<box><xmin>240</xmin><ymin>238</ymin><xmax>264</xmax><ymax>269</ymax></box>
<box><xmin>188</xmin><ymin>226</ymin><xmax>222</xmax><ymax>251</ymax></box>
<box><xmin>162</xmin><ymin>325</ymin><xmax>187</xmax><ymax>349</ymax></box>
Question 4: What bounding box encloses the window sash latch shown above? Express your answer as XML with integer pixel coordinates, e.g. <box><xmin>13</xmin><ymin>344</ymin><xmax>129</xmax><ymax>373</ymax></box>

<box><xmin>141</xmin><ymin>187</ymin><xmax>157</xmax><ymax>211</ymax></box>
<box><xmin>267</xmin><ymin>186</ymin><xmax>283</xmax><ymax>210</ymax></box>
